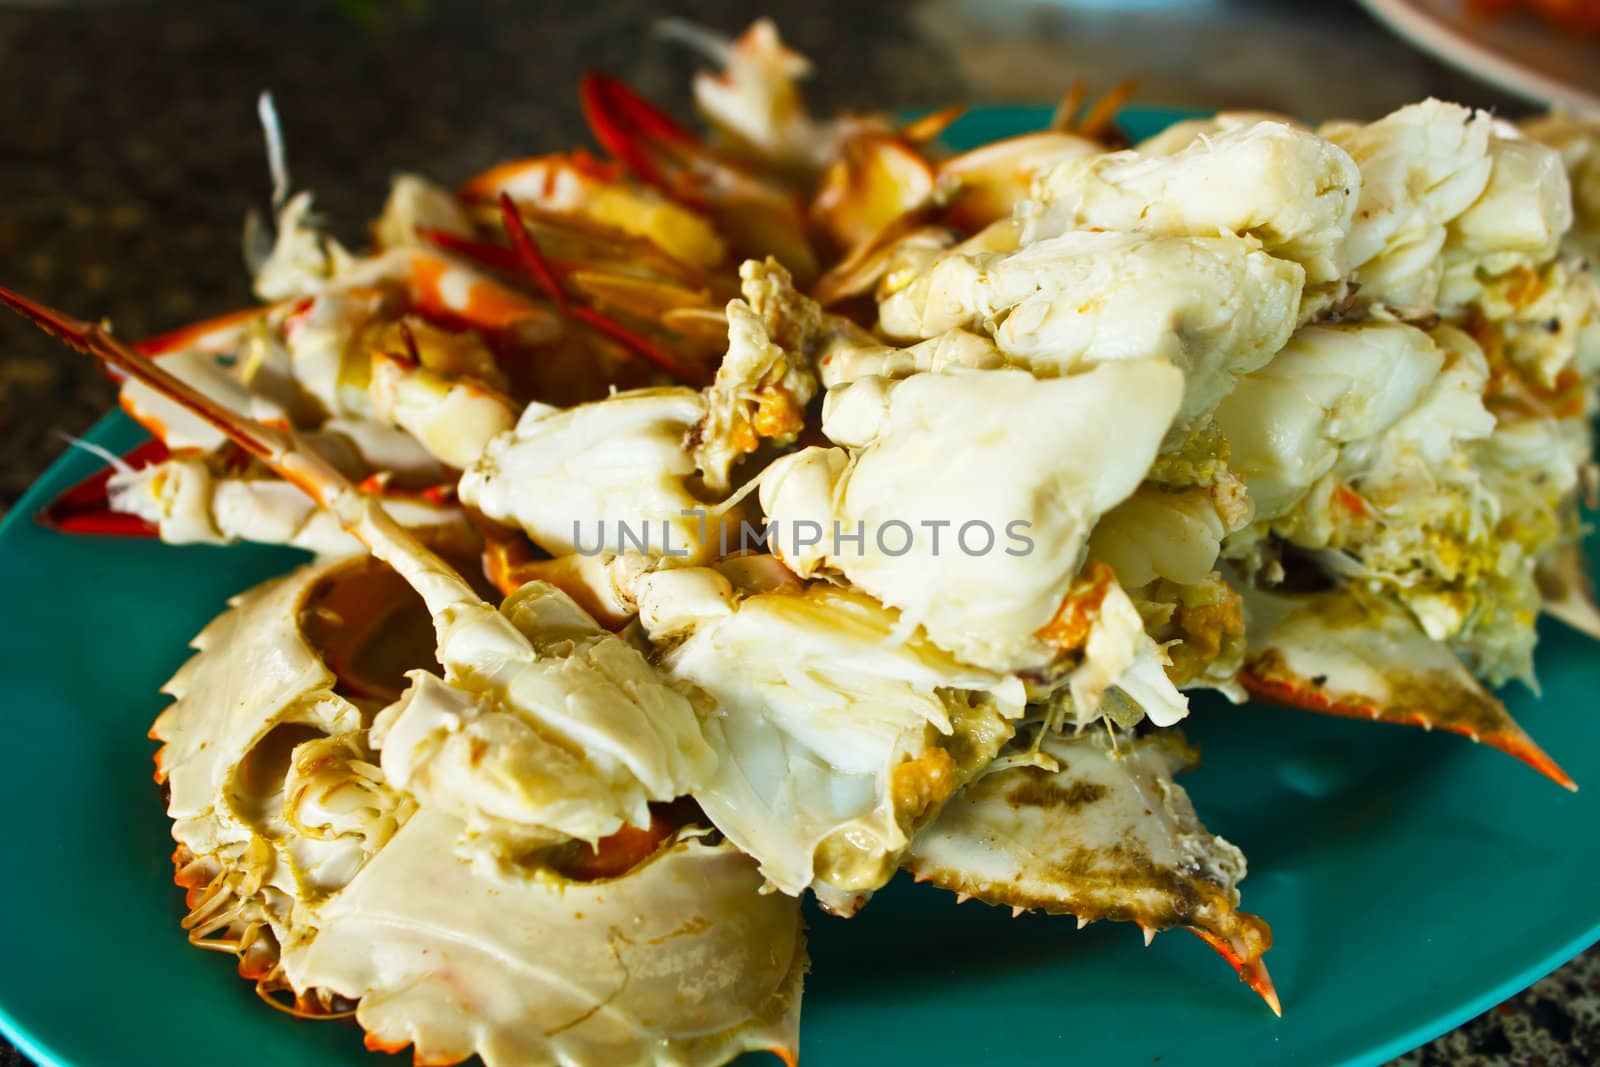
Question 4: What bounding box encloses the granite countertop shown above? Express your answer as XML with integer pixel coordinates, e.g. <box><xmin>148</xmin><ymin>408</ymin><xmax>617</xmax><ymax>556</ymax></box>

<box><xmin>0</xmin><ymin>1</ymin><xmax>1593</xmax><ymax>1064</ymax></box>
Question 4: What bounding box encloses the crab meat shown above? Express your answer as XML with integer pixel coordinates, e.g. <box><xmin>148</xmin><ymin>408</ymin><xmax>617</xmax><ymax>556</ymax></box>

<box><xmin>1438</xmin><ymin>127</ymin><xmax>1573</xmax><ymax>311</ymax></box>
<box><xmin>815</xmin><ymin>326</ymin><xmax>1007</xmax><ymax>389</ymax></box>
<box><xmin>810</xmin><ymin>131</ymin><xmax>936</xmax><ymax>253</ymax></box>
<box><xmin>759</xmin><ymin>360</ymin><xmax>1183</xmax><ymax>678</ymax></box>
<box><xmin>692</xmin><ymin>259</ymin><xmax>821</xmax><ymax>493</ymax></box>
<box><xmin>252</xmin><ymin>192</ymin><xmax>358</xmax><ymax>301</ymax></box>
<box><xmin>1320</xmin><ymin>100</ymin><xmax>1495</xmax><ymax>313</ymax></box>
<box><xmin>1236</xmin><ymin>580</ymin><xmax>1575</xmax><ymax>790</ymax></box>
<box><xmin>876</xmin><ymin>230</ymin><xmax>1303</xmax><ymax>432</ymax></box>
<box><xmin>367</xmin><ymin>348</ymin><xmax>516</xmax><ymax>471</ymax></box>
<box><xmin>1133</xmin><ymin>110</ymin><xmax>1304</xmax><ymax>155</ymax></box>
<box><xmin>369</xmin><ymin>577</ymin><xmax>718</xmax><ymax>856</ymax></box>
<box><xmin>1521</xmin><ymin>110</ymin><xmax>1600</xmax><ymax>260</ymax></box>
<box><xmin>459</xmin><ymin>386</ymin><xmax>733</xmax><ymax>564</ymax></box>
<box><xmin>906</xmin><ymin>728</ymin><xmax>1278</xmax><ymax>1014</ymax></box>
<box><xmin>634</xmin><ymin>563</ymin><xmax>1025</xmax><ymax>913</ymax></box>
<box><xmin>373</xmin><ymin>173</ymin><xmax>475</xmax><ymax>252</ymax></box>
<box><xmin>1026</xmin><ymin>119</ymin><xmax>1360</xmax><ymax>285</ymax></box>
<box><xmin>668</xmin><ymin>17</ymin><xmax>837</xmax><ymax>173</ymax></box>
<box><xmin>1212</xmin><ymin>321</ymin><xmax>1453</xmax><ymax>521</ymax></box>
<box><xmin>281</xmin><ymin>809</ymin><xmax>806</xmax><ymax>1067</ymax></box>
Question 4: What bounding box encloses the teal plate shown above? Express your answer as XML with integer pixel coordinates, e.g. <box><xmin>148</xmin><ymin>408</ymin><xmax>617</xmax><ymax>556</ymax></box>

<box><xmin>1</xmin><ymin>106</ymin><xmax>1597</xmax><ymax>1067</ymax></box>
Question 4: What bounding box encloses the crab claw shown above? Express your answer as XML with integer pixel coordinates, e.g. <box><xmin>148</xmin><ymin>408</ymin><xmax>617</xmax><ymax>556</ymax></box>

<box><xmin>905</xmin><ymin>729</ymin><xmax>1280</xmax><ymax>1014</ymax></box>
<box><xmin>37</xmin><ymin>435</ymin><xmax>169</xmax><ymax>536</ymax></box>
<box><xmin>1237</xmin><ymin>581</ymin><xmax>1576</xmax><ymax>791</ymax></box>
<box><xmin>580</xmin><ymin>70</ymin><xmax>819</xmax><ymax>282</ymax></box>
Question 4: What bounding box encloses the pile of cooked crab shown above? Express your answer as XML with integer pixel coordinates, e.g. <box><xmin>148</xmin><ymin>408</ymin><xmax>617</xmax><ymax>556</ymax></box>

<box><xmin>6</xmin><ymin>18</ymin><xmax>1600</xmax><ymax>1066</ymax></box>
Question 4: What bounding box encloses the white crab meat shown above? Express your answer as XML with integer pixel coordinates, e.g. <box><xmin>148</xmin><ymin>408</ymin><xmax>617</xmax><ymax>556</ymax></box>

<box><xmin>876</xmin><ymin>231</ymin><xmax>1303</xmax><ymax>431</ymax></box>
<box><xmin>460</xmin><ymin>386</ymin><xmax>729</xmax><ymax>563</ymax></box>
<box><xmin>906</xmin><ymin>728</ymin><xmax>1272</xmax><ymax>1007</ymax></box>
<box><xmin>816</xmin><ymin>327</ymin><xmax>1007</xmax><ymax>389</ymax></box>
<box><xmin>252</xmin><ymin>192</ymin><xmax>359</xmax><ymax>301</ymax></box>
<box><xmin>634</xmin><ymin>564</ymin><xmax>1025</xmax><ymax>913</ymax></box>
<box><xmin>755</xmin><ymin>367</ymin><xmax>1196</xmax><ymax>716</ymax></box>
<box><xmin>1213</xmin><ymin>321</ymin><xmax>1450</xmax><ymax>521</ymax></box>
<box><xmin>760</xmin><ymin>361</ymin><xmax>1182</xmax><ymax>676</ymax></box>
<box><xmin>1439</xmin><ymin>127</ymin><xmax>1573</xmax><ymax>311</ymax></box>
<box><xmin>1052</xmin><ymin>570</ymin><xmax>1191</xmax><ymax>728</ymax></box>
<box><xmin>935</xmin><ymin>131</ymin><xmax>1102</xmax><ymax>231</ymax></box>
<box><xmin>371</xmin><ymin>577</ymin><xmax>718</xmax><ymax>853</ymax></box>
<box><xmin>1134</xmin><ymin>110</ymin><xmax>1304</xmax><ymax>155</ymax></box>
<box><xmin>277</xmin><ymin>287</ymin><xmax>384</xmax><ymax>420</ymax></box>
<box><xmin>1321</xmin><ymin>99</ymin><xmax>1495</xmax><ymax>312</ymax></box>
<box><xmin>1027</xmin><ymin>119</ymin><xmax>1360</xmax><ymax>284</ymax></box>
<box><xmin>1520</xmin><ymin>111</ymin><xmax>1600</xmax><ymax>259</ymax></box>
<box><xmin>1088</xmin><ymin>483</ymin><xmax>1234</xmax><ymax>590</ymax></box>
<box><xmin>367</xmin><ymin>353</ymin><xmax>516</xmax><ymax>470</ymax></box>
<box><xmin>671</xmin><ymin>17</ymin><xmax>836</xmax><ymax>173</ymax></box>
<box><xmin>281</xmin><ymin>809</ymin><xmax>805</xmax><ymax>1067</ymax></box>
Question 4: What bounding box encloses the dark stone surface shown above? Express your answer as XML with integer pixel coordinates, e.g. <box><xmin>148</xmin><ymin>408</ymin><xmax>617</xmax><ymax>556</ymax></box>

<box><xmin>0</xmin><ymin>2</ymin><xmax>1591</xmax><ymax>1065</ymax></box>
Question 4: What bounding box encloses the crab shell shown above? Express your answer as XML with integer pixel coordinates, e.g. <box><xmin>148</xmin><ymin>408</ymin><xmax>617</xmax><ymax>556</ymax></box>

<box><xmin>1235</xmin><ymin>580</ymin><xmax>1575</xmax><ymax>790</ymax></box>
<box><xmin>281</xmin><ymin>809</ymin><xmax>806</xmax><ymax>1067</ymax></box>
<box><xmin>155</xmin><ymin>556</ymin><xmax>430</xmax><ymax>996</ymax></box>
<box><xmin>157</xmin><ymin>558</ymin><xmax>807</xmax><ymax>1066</ymax></box>
<box><xmin>905</xmin><ymin>728</ymin><xmax>1278</xmax><ymax>1014</ymax></box>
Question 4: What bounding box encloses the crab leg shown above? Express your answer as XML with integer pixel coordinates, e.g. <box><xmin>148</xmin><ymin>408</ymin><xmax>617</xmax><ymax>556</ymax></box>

<box><xmin>1236</xmin><ymin>580</ymin><xmax>1576</xmax><ymax>790</ymax></box>
<box><xmin>3</xmin><ymin>280</ymin><xmax>717</xmax><ymax>847</ymax></box>
<box><xmin>1</xmin><ymin>283</ymin><xmax>479</xmax><ymax>614</ymax></box>
<box><xmin>495</xmin><ymin>194</ymin><xmax>709</xmax><ymax>384</ymax></box>
<box><xmin>580</xmin><ymin>70</ymin><xmax>819</xmax><ymax>282</ymax></box>
<box><xmin>37</xmin><ymin>436</ymin><xmax>168</xmax><ymax>536</ymax></box>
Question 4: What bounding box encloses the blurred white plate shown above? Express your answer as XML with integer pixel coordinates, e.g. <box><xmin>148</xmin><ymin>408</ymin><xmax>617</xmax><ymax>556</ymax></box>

<box><xmin>1359</xmin><ymin>0</ymin><xmax>1600</xmax><ymax>113</ymax></box>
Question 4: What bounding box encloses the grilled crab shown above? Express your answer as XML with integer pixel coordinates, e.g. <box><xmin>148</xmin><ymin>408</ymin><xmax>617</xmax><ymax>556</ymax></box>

<box><xmin>13</xmin><ymin>288</ymin><xmax>806</xmax><ymax>1066</ymax></box>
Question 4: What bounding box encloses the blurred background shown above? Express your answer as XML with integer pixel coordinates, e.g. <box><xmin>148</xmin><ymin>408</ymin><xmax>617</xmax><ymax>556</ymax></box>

<box><xmin>0</xmin><ymin>1</ymin><xmax>1593</xmax><ymax>1064</ymax></box>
